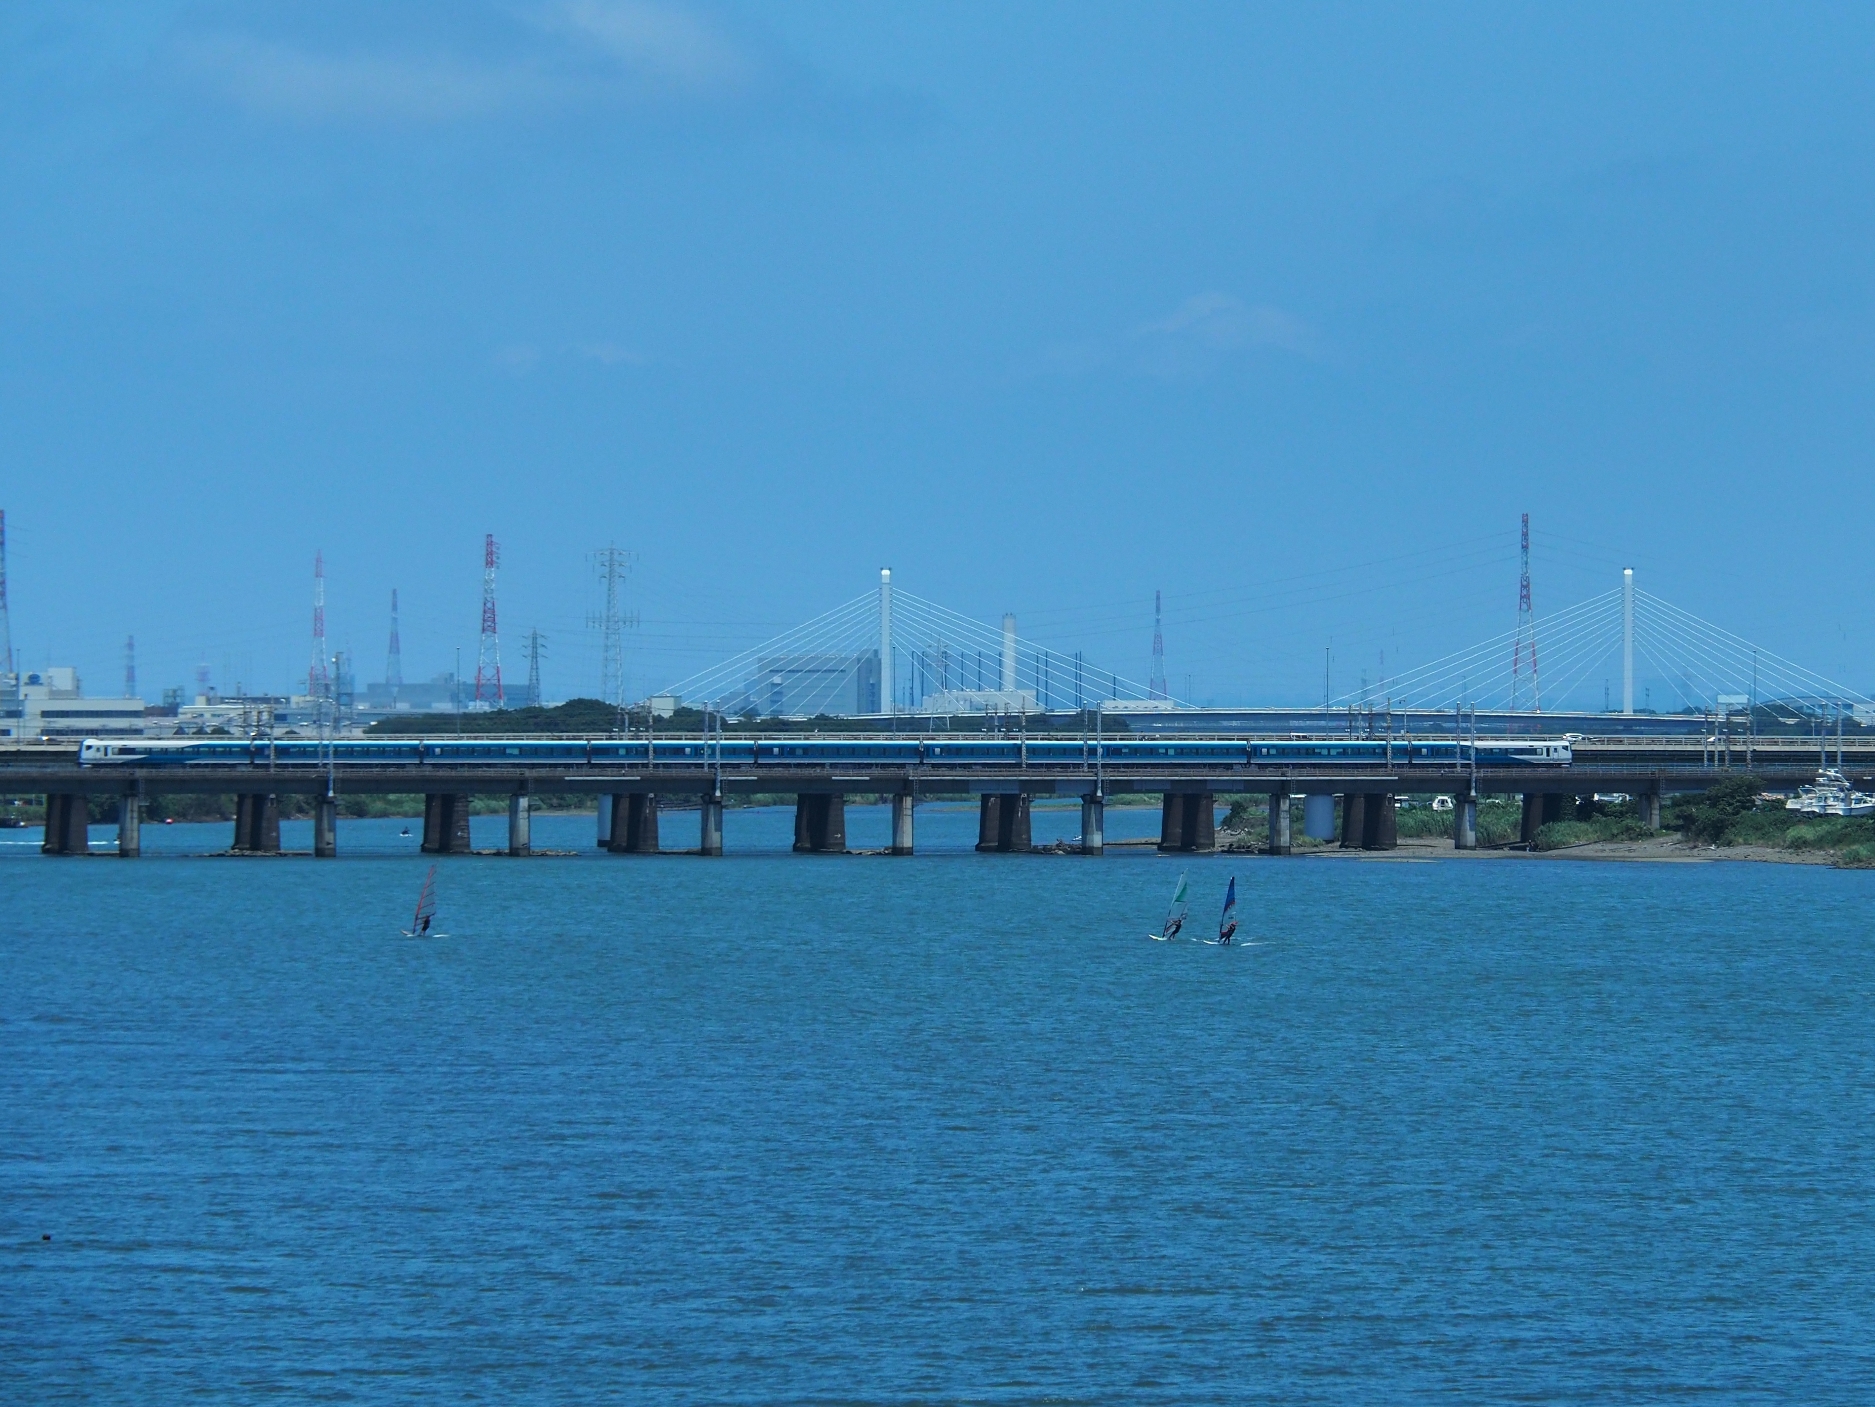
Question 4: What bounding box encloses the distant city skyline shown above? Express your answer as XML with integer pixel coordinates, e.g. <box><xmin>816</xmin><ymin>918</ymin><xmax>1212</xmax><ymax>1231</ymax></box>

<box><xmin>6</xmin><ymin>3</ymin><xmax>1875</xmax><ymax>705</ymax></box>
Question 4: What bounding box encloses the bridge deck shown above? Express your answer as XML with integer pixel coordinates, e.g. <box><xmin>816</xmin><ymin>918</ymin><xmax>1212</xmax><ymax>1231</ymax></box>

<box><xmin>1</xmin><ymin>757</ymin><xmax>1862</xmax><ymax>797</ymax></box>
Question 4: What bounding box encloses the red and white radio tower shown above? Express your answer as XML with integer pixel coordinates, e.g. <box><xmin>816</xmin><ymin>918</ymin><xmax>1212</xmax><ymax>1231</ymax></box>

<box><xmin>474</xmin><ymin>534</ymin><xmax>503</xmax><ymax>708</ymax></box>
<box><xmin>1149</xmin><ymin>589</ymin><xmax>1167</xmax><ymax>699</ymax></box>
<box><xmin>1510</xmin><ymin>513</ymin><xmax>1541</xmax><ymax>712</ymax></box>
<box><xmin>308</xmin><ymin>551</ymin><xmax>330</xmax><ymax>698</ymax></box>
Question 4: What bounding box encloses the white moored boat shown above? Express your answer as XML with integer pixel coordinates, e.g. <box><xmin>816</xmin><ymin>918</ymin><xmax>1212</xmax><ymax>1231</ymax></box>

<box><xmin>1785</xmin><ymin>769</ymin><xmax>1875</xmax><ymax>818</ymax></box>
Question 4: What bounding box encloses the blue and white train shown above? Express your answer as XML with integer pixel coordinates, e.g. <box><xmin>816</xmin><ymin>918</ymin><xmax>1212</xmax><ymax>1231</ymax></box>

<box><xmin>79</xmin><ymin>735</ymin><xmax>1573</xmax><ymax>768</ymax></box>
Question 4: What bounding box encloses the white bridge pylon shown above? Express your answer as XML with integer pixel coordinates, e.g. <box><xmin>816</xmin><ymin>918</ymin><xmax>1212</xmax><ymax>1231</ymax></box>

<box><xmin>660</xmin><ymin>571</ymin><xmax>1174</xmax><ymax>718</ymax></box>
<box><xmin>1336</xmin><ymin>572</ymin><xmax>1873</xmax><ymax>717</ymax></box>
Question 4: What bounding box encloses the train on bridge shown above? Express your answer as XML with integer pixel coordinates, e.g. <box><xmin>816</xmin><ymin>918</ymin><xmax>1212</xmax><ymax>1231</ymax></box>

<box><xmin>77</xmin><ymin>735</ymin><xmax>1577</xmax><ymax>769</ymax></box>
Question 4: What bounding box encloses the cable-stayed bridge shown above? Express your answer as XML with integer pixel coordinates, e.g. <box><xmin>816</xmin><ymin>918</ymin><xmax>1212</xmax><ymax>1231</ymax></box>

<box><xmin>658</xmin><ymin>568</ymin><xmax>1871</xmax><ymax>737</ymax></box>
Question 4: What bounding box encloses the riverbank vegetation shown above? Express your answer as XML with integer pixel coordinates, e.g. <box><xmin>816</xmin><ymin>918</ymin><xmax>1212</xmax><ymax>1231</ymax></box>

<box><xmin>1667</xmin><ymin>776</ymin><xmax>1875</xmax><ymax>865</ymax></box>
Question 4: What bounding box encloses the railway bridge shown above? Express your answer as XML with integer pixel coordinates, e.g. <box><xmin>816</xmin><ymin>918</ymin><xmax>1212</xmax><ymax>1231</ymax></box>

<box><xmin>5</xmin><ymin>734</ymin><xmax>1866</xmax><ymax>859</ymax></box>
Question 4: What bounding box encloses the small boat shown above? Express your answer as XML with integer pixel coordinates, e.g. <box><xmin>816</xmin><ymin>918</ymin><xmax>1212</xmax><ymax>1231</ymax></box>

<box><xmin>401</xmin><ymin>863</ymin><xmax>443</xmax><ymax>938</ymax></box>
<box><xmin>1149</xmin><ymin>872</ymin><xmax>1189</xmax><ymax>942</ymax></box>
<box><xmin>1786</xmin><ymin>769</ymin><xmax>1875</xmax><ymax>818</ymax></box>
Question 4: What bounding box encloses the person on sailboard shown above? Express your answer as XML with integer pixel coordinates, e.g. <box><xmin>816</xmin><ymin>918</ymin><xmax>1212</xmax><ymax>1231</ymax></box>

<box><xmin>1151</xmin><ymin>872</ymin><xmax>1191</xmax><ymax>942</ymax></box>
<box><xmin>1217</xmin><ymin>876</ymin><xmax>1238</xmax><ymax>946</ymax></box>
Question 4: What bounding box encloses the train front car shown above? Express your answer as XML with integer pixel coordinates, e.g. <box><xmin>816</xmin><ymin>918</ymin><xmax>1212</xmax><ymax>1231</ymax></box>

<box><xmin>1474</xmin><ymin>738</ymin><xmax>1574</xmax><ymax>766</ymax></box>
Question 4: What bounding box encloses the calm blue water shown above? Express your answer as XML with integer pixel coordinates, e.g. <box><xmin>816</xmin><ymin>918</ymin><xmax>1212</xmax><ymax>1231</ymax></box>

<box><xmin>5</xmin><ymin>812</ymin><xmax>1874</xmax><ymax>1402</ymax></box>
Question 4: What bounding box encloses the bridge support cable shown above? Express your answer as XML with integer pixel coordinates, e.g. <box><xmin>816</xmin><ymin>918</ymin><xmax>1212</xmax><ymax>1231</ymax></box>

<box><xmin>658</xmin><ymin>582</ymin><xmax>1168</xmax><ymax>718</ymax></box>
<box><xmin>887</xmin><ymin>590</ymin><xmax>1165</xmax><ymax>710</ymax></box>
<box><xmin>1334</xmin><ymin>589</ymin><xmax>1622</xmax><ymax>713</ymax></box>
<box><xmin>1529</xmin><ymin>608</ymin><xmax>1628</xmax><ymax>708</ymax></box>
<box><xmin>1632</xmin><ymin>591</ymin><xmax>1871</xmax><ymax>712</ymax></box>
<box><xmin>657</xmin><ymin>591</ymin><xmax>882</xmax><ymax>715</ymax></box>
<box><xmin>1341</xmin><ymin>590</ymin><xmax>1618</xmax><ymax>713</ymax></box>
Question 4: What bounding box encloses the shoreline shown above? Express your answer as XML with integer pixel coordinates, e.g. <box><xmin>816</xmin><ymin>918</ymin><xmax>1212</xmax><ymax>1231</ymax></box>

<box><xmin>1217</xmin><ymin>832</ymin><xmax>1846</xmax><ymax>865</ymax></box>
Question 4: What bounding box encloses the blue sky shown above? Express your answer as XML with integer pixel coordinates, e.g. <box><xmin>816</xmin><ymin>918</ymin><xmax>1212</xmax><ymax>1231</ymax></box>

<box><xmin>5</xmin><ymin>2</ymin><xmax>1874</xmax><ymax>709</ymax></box>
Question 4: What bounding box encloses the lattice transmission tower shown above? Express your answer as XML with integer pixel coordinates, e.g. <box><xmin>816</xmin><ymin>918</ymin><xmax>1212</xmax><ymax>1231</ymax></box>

<box><xmin>588</xmin><ymin>546</ymin><xmax>638</xmax><ymax>710</ymax></box>
<box><xmin>386</xmin><ymin>589</ymin><xmax>403</xmax><ymax>691</ymax></box>
<box><xmin>523</xmin><ymin>628</ymin><xmax>547</xmax><ymax>709</ymax></box>
<box><xmin>474</xmin><ymin>534</ymin><xmax>503</xmax><ymax>708</ymax></box>
<box><xmin>1149</xmin><ymin>590</ymin><xmax>1167</xmax><ymax>700</ymax></box>
<box><xmin>1510</xmin><ymin>513</ymin><xmax>1541</xmax><ymax>711</ymax></box>
<box><xmin>308</xmin><ymin>551</ymin><xmax>329</xmax><ymax>699</ymax></box>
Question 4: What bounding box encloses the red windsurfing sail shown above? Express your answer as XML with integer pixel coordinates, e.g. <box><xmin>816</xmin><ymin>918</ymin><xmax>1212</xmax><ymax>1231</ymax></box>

<box><xmin>407</xmin><ymin>864</ymin><xmax>438</xmax><ymax>937</ymax></box>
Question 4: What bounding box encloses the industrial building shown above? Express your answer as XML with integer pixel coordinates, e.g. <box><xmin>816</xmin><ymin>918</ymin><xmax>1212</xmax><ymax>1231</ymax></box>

<box><xmin>0</xmin><ymin>668</ymin><xmax>149</xmax><ymax>741</ymax></box>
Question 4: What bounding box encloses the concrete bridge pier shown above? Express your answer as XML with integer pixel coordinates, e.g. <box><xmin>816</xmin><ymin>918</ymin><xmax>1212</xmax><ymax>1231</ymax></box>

<box><xmin>42</xmin><ymin>793</ymin><xmax>89</xmax><ymax>854</ymax></box>
<box><xmin>1340</xmin><ymin>793</ymin><xmax>1366</xmax><ymax>849</ymax></box>
<box><xmin>1640</xmin><ymin>791</ymin><xmax>1662</xmax><ymax>831</ymax></box>
<box><xmin>976</xmin><ymin>793</ymin><xmax>1030</xmax><ymax>852</ymax></box>
<box><xmin>118</xmin><ymin>787</ymin><xmax>141</xmax><ymax>858</ymax></box>
<box><xmin>795</xmin><ymin>793</ymin><xmax>846</xmax><ymax>853</ymax></box>
<box><xmin>1521</xmin><ymin>792</ymin><xmax>1567</xmax><ymax>846</ymax></box>
<box><xmin>609</xmin><ymin>794</ymin><xmax>660</xmax><ymax>853</ymax></box>
<box><xmin>233</xmin><ymin>794</ymin><xmax>281</xmax><ymax>854</ymax></box>
<box><xmin>890</xmin><ymin>792</ymin><xmax>914</xmax><ymax>855</ymax></box>
<box><xmin>596</xmin><ymin>794</ymin><xmax>613</xmax><ymax>847</ymax></box>
<box><xmin>422</xmin><ymin>794</ymin><xmax>472</xmax><ymax>854</ymax></box>
<box><xmin>1362</xmin><ymin>794</ymin><xmax>1398</xmax><ymax>850</ymax></box>
<box><xmin>1453</xmin><ymin>792</ymin><xmax>1478</xmax><ymax>850</ymax></box>
<box><xmin>314</xmin><ymin>794</ymin><xmax>337</xmax><ymax>858</ymax></box>
<box><xmin>1267</xmin><ymin>789</ymin><xmax>1291</xmax><ymax>856</ymax></box>
<box><xmin>1080</xmin><ymin>794</ymin><xmax>1104</xmax><ymax>855</ymax></box>
<box><xmin>509</xmin><ymin>791</ymin><xmax>531</xmax><ymax>856</ymax></box>
<box><xmin>1160</xmin><ymin>792</ymin><xmax>1215</xmax><ymax>853</ymax></box>
<box><xmin>700</xmin><ymin>794</ymin><xmax>723</xmax><ymax>856</ymax></box>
